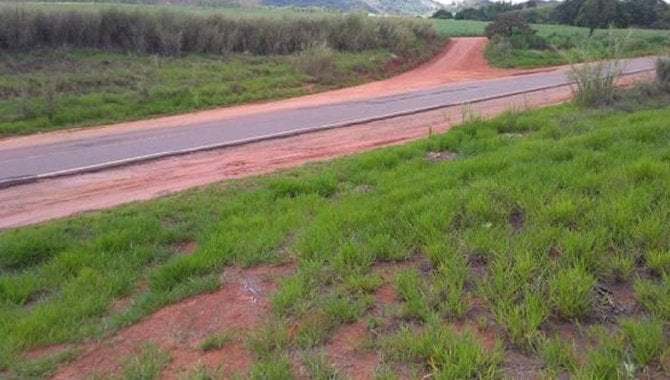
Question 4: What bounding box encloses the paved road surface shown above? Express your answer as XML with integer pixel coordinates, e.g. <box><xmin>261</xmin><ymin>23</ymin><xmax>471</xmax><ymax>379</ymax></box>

<box><xmin>0</xmin><ymin>57</ymin><xmax>655</xmax><ymax>188</ymax></box>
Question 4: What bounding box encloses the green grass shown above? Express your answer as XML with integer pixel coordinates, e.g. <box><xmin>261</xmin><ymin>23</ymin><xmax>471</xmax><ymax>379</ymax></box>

<box><xmin>121</xmin><ymin>343</ymin><xmax>171</xmax><ymax>380</ymax></box>
<box><xmin>0</xmin><ymin>48</ymin><xmax>398</xmax><ymax>137</ymax></box>
<box><xmin>2</xmin><ymin>85</ymin><xmax>670</xmax><ymax>377</ymax></box>
<box><xmin>432</xmin><ymin>19</ymin><xmax>670</xmax><ymax>68</ymax></box>
<box><xmin>200</xmin><ymin>332</ymin><xmax>236</xmax><ymax>352</ymax></box>
<box><xmin>432</xmin><ymin>19</ymin><xmax>489</xmax><ymax>37</ymax></box>
<box><xmin>491</xmin><ymin>27</ymin><xmax>670</xmax><ymax>69</ymax></box>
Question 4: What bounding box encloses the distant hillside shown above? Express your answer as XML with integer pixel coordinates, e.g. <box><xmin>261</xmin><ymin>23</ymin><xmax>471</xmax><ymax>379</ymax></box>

<box><xmin>262</xmin><ymin>0</ymin><xmax>442</xmax><ymax>14</ymax></box>
<box><xmin>0</xmin><ymin>0</ymin><xmax>442</xmax><ymax>14</ymax></box>
<box><xmin>444</xmin><ymin>0</ymin><xmax>559</xmax><ymax>13</ymax></box>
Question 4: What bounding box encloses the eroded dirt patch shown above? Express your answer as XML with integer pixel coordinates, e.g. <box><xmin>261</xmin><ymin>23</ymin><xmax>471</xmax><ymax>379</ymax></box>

<box><xmin>325</xmin><ymin>321</ymin><xmax>378</xmax><ymax>380</ymax></box>
<box><xmin>51</xmin><ymin>263</ymin><xmax>294</xmax><ymax>379</ymax></box>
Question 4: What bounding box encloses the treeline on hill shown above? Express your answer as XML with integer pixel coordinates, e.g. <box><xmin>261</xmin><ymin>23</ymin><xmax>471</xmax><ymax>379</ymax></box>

<box><xmin>0</xmin><ymin>6</ymin><xmax>437</xmax><ymax>57</ymax></box>
<box><xmin>433</xmin><ymin>0</ymin><xmax>670</xmax><ymax>31</ymax></box>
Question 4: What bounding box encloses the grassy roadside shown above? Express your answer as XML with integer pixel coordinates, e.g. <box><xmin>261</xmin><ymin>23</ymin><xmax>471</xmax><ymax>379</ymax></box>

<box><xmin>2</xmin><ymin>82</ymin><xmax>670</xmax><ymax>377</ymax></box>
<box><xmin>487</xmin><ymin>28</ymin><xmax>670</xmax><ymax>69</ymax></box>
<box><xmin>433</xmin><ymin>19</ymin><xmax>670</xmax><ymax>68</ymax></box>
<box><xmin>0</xmin><ymin>48</ymin><xmax>400</xmax><ymax>137</ymax></box>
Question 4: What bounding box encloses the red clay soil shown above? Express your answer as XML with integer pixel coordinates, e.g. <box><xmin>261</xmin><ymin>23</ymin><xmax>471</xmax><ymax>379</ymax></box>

<box><xmin>325</xmin><ymin>321</ymin><xmax>378</xmax><ymax>380</ymax></box>
<box><xmin>48</xmin><ymin>263</ymin><xmax>295</xmax><ymax>380</ymax></box>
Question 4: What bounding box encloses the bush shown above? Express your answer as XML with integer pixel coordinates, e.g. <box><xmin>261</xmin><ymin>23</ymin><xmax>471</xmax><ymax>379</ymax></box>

<box><xmin>509</xmin><ymin>31</ymin><xmax>548</xmax><ymax>50</ymax></box>
<box><xmin>567</xmin><ymin>30</ymin><xmax>629</xmax><ymax>107</ymax></box>
<box><xmin>569</xmin><ymin>60</ymin><xmax>621</xmax><ymax>107</ymax></box>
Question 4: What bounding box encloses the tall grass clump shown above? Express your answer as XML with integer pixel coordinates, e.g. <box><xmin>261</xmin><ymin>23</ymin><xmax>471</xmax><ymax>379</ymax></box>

<box><xmin>567</xmin><ymin>29</ymin><xmax>629</xmax><ymax>107</ymax></box>
<box><xmin>0</xmin><ymin>6</ymin><xmax>438</xmax><ymax>59</ymax></box>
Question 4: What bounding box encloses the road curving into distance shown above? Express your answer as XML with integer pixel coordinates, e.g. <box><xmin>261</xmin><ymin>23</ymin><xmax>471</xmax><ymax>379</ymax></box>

<box><xmin>0</xmin><ymin>55</ymin><xmax>656</xmax><ymax>189</ymax></box>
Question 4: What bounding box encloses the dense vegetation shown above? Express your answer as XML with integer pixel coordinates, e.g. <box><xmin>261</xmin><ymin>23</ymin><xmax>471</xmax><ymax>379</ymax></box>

<box><xmin>0</xmin><ymin>5</ymin><xmax>443</xmax><ymax>137</ymax></box>
<box><xmin>485</xmin><ymin>21</ymin><xmax>670</xmax><ymax>68</ymax></box>
<box><xmin>0</xmin><ymin>6</ymin><xmax>437</xmax><ymax>56</ymax></box>
<box><xmin>2</xmin><ymin>0</ymin><xmax>442</xmax><ymax>15</ymax></box>
<box><xmin>436</xmin><ymin>0</ymin><xmax>670</xmax><ymax>31</ymax></box>
<box><xmin>1</xmin><ymin>75</ymin><xmax>670</xmax><ymax>377</ymax></box>
<box><xmin>432</xmin><ymin>18</ymin><xmax>670</xmax><ymax>69</ymax></box>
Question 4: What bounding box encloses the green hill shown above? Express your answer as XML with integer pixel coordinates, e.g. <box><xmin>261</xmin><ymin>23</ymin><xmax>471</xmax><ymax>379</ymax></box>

<box><xmin>263</xmin><ymin>0</ymin><xmax>442</xmax><ymax>14</ymax></box>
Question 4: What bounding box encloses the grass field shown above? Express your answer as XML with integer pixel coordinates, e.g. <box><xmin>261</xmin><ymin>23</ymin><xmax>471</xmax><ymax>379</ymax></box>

<box><xmin>433</xmin><ymin>19</ymin><xmax>670</xmax><ymax>68</ymax></box>
<box><xmin>1</xmin><ymin>82</ymin><xmax>670</xmax><ymax>377</ymax></box>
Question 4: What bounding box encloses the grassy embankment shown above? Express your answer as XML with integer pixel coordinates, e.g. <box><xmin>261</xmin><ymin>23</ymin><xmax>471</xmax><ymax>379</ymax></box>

<box><xmin>1</xmin><ymin>77</ymin><xmax>670</xmax><ymax>377</ymax></box>
<box><xmin>434</xmin><ymin>19</ymin><xmax>670</xmax><ymax>68</ymax></box>
<box><xmin>0</xmin><ymin>4</ymin><xmax>441</xmax><ymax>137</ymax></box>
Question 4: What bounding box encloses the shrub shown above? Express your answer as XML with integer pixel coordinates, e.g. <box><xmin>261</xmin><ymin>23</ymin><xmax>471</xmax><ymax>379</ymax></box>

<box><xmin>509</xmin><ymin>30</ymin><xmax>548</xmax><ymax>50</ymax></box>
<box><xmin>296</xmin><ymin>43</ymin><xmax>337</xmax><ymax>84</ymax></box>
<box><xmin>568</xmin><ymin>59</ymin><xmax>621</xmax><ymax>107</ymax></box>
<box><xmin>567</xmin><ymin>29</ymin><xmax>628</xmax><ymax>107</ymax></box>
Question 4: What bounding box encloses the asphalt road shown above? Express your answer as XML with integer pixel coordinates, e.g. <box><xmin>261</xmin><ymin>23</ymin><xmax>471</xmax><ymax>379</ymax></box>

<box><xmin>0</xmin><ymin>57</ymin><xmax>656</xmax><ymax>188</ymax></box>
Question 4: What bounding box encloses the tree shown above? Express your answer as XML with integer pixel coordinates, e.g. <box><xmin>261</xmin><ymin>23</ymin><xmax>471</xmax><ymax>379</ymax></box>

<box><xmin>455</xmin><ymin>7</ymin><xmax>486</xmax><ymax>21</ymax></box>
<box><xmin>575</xmin><ymin>0</ymin><xmax>619</xmax><ymax>36</ymax></box>
<box><xmin>484</xmin><ymin>13</ymin><xmax>534</xmax><ymax>39</ymax></box>
<box><xmin>621</xmin><ymin>0</ymin><xmax>669</xmax><ymax>28</ymax></box>
<box><xmin>553</xmin><ymin>0</ymin><xmax>585</xmax><ymax>25</ymax></box>
<box><xmin>431</xmin><ymin>9</ymin><xmax>454</xmax><ymax>19</ymax></box>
